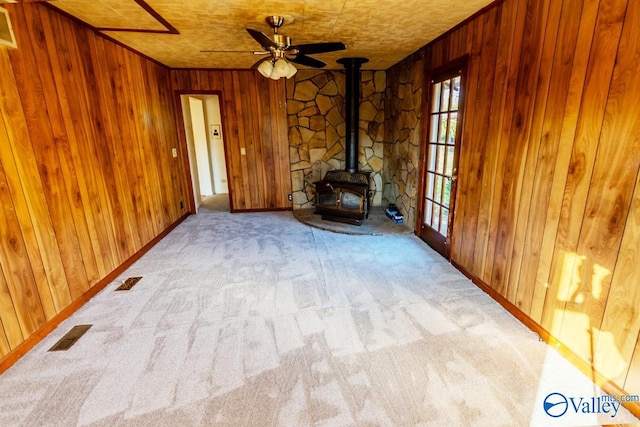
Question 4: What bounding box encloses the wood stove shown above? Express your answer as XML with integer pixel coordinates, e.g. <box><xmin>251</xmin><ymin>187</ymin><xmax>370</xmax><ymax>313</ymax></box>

<box><xmin>315</xmin><ymin>171</ymin><xmax>370</xmax><ymax>225</ymax></box>
<box><xmin>314</xmin><ymin>57</ymin><xmax>370</xmax><ymax>226</ymax></box>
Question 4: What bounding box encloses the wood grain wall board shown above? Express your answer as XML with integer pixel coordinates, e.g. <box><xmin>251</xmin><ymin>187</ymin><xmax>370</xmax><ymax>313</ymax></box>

<box><xmin>529</xmin><ymin>0</ymin><xmax>602</xmax><ymax>323</ymax></box>
<box><xmin>0</xmin><ymin>180</ymin><xmax>28</xmax><ymax>348</ymax></box>
<box><xmin>94</xmin><ymin>36</ymin><xmax>144</xmax><ymax>262</ymax></box>
<box><xmin>0</xmin><ymin>153</ymin><xmax>47</xmax><ymax>339</ymax></box>
<box><xmin>448</xmin><ymin>15</ymin><xmax>483</xmax><ymax>266</ymax></box>
<box><xmin>75</xmin><ymin>33</ymin><xmax>130</xmax><ymax>267</ymax></box>
<box><xmin>0</xmin><ymin>35</ymin><xmax>72</xmax><ymax>317</ymax></box>
<box><xmin>586</xmin><ymin>0</ymin><xmax>640</xmax><ymax>382</ymax></box>
<box><xmin>514</xmin><ymin>0</ymin><xmax>585</xmax><ymax>319</ymax></box>
<box><xmin>453</xmin><ymin>8</ymin><xmax>501</xmax><ymax>269</ymax></box>
<box><xmin>540</xmin><ymin>0</ymin><xmax>628</xmax><ymax>342</ymax></box>
<box><xmin>470</xmin><ymin>0</ymin><xmax>520</xmax><ymax>282</ymax></box>
<box><xmin>26</xmin><ymin>5</ymin><xmax>100</xmax><ymax>291</ymax></box>
<box><xmin>598</xmin><ymin>169</ymin><xmax>640</xmax><ymax>386</ymax></box>
<box><xmin>41</xmin><ymin>11</ymin><xmax>105</xmax><ymax>283</ymax></box>
<box><xmin>627</xmin><ymin>334</ymin><xmax>640</xmax><ymax>395</ymax></box>
<box><xmin>221</xmin><ymin>71</ymin><xmax>244</xmax><ymax>210</ymax></box>
<box><xmin>61</xmin><ymin>19</ymin><xmax>121</xmax><ymax>277</ymax></box>
<box><xmin>489</xmin><ymin>0</ymin><xmax>551</xmax><ymax>299</ymax></box>
<box><xmin>508</xmin><ymin>0</ymin><xmax>563</xmax><ymax>311</ymax></box>
<box><xmin>0</xmin><ymin>317</ymin><xmax>9</xmax><ymax>358</ymax></box>
<box><xmin>10</xmin><ymin>4</ymin><xmax>91</xmax><ymax>302</ymax></box>
<box><xmin>479</xmin><ymin>0</ymin><xmax>527</xmax><ymax>287</ymax></box>
<box><xmin>232</xmin><ymin>72</ymin><xmax>254</xmax><ymax>209</ymax></box>
<box><xmin>105</xmin><ymin>45</ymin><xmax>149</xmax><ymax>250</ymax></box>
<box><xmin>0</xmin><ymin>57</ymin><xmax>59</xmax><ymax>322</ymax></box>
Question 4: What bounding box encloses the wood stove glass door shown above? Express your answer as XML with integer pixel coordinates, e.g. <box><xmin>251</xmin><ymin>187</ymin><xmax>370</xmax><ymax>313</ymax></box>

<box><xmin>419</xmin><ymin>60</ymin><xmax>466</xmax><ymax>259</ymax></box>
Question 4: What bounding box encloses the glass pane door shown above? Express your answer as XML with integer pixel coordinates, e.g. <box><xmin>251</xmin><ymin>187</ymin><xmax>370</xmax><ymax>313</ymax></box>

<box><xmin>419</xmin><ymin>60</ymin><xmax>466</xmax><ymax>259</ymax></box>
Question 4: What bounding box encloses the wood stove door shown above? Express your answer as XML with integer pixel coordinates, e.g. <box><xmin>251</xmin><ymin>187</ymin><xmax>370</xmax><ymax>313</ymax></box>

<box><xmin>418</xmin><ymin>59</ymin><xmax>466</xmax><ymax>259</ymax></box>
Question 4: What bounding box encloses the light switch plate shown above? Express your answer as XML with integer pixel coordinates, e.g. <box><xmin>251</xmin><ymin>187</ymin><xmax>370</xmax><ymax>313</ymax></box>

<box><xmin>171</xmin><ymin>148</ymin><xmax>178</xmax><ymax>158</ymax></box>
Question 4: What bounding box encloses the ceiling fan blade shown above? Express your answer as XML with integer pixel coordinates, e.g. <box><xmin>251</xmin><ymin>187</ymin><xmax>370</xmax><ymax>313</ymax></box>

<box><xmin>293</xmin><ymin>42</ymin><xmax>346</xmax><ymax>55</ymax></box>
<box><xmin>289</xmin><ymin>54</ymin><xmax>326</xmax><ymax>68</ymax></box>
<box><xmin>246</xmin><ymin>28</ymin><xmax>277</xmax><ymax>49</ymax></box>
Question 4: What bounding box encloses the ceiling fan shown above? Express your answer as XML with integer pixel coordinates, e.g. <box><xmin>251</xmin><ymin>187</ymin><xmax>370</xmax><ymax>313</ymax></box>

<box><xmin>202</xmin><ymin>16</ymin><xmax>346</xmax><ymax>79</ymax></box>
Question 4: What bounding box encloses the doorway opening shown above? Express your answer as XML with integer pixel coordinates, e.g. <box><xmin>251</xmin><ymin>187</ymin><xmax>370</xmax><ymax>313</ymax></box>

<box><xmin>417</xmin><ymin>56</ymin><xmax>468</xmax><ymax>259</ymax></box>
<box><xmin>180</xmin><ymin>94</ymin><xmax>230</xmax><ymax>213</ymax></box>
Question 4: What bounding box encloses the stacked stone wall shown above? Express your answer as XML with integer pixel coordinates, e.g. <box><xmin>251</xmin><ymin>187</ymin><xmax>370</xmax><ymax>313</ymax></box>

<box><xmin>286</xmin><ymin>70</ymin><xmax>385</xmax><ymax>210</ymax></box>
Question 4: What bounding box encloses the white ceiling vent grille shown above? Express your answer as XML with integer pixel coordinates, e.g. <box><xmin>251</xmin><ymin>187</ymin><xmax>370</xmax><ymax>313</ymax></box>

<box><xmin>0</xmin><ymin>7</ymin><xmax>17</xmax><ymax>49</ymax></box>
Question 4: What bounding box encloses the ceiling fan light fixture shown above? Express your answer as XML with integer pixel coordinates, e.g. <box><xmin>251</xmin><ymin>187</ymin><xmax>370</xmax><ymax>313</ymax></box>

<box><xmin>285</xmin><ymin>62</ymin><xmax>297</xmax><ymax>79</ymax></box>
<box><xmin>273</xmin><ymin>58</ymin><xmax>291</xmax><ymax>78</ymax></box>
<box><xmin>257</xmin><ymin>60</ymin><xmax>274</xmax><ymax>78</ymax></box>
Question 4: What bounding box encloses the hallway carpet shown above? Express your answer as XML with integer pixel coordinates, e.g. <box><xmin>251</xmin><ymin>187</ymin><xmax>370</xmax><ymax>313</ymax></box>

<box><xmin>0</xmin><ymin>206</ymin><xmax>637</xmax><ymax>426</ymax></box>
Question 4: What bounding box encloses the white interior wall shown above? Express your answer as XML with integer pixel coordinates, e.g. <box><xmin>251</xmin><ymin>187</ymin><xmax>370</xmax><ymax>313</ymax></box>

<box><xmin>189</xmin><ymin>96</ymin><xmax>214</xmax><ymax>197</ymax></box>
<box><xmin>204</xmin><ymin>95</ymin><xmax>228</xmax><ymax>194</ymax></box>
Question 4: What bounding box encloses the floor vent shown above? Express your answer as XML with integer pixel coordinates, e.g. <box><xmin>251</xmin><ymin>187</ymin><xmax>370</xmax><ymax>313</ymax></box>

<box><xmin>116</xmin><ymin>276</ymin><xmax>142</xmax><ymax>291</ymax></box>
<box><xmin>48</xmin><ymin>325</ymin><xmax>92</xmax><ymax>352</ymax></box>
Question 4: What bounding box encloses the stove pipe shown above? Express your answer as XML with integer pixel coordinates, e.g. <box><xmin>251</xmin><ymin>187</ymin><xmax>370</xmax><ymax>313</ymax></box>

<box><xmin>337</xmin><ymin>57</ymin><xmax>369</xmax><ymax>173</ymax></box>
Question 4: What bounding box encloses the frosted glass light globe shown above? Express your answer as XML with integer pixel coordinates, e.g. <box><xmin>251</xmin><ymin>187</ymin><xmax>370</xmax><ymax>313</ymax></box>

<box><xmin>257</xmin><ymin>60</ymin><xmax>274</xmax><ymax>78</ymax></box>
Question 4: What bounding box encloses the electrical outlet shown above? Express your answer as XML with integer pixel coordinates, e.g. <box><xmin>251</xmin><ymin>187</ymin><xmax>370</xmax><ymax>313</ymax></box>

<box><xmin>171</xmin><ymin>148</ymin><xmax>178</xmax><ymax>158</ymax></box>
<box><xmin>288</xmin><ymin>194</ymin><xmax>293</xmax><ymax>201</ymax></box>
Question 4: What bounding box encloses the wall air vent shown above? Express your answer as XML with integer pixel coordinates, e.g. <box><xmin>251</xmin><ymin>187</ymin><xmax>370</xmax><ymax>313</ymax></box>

<box><xmin>0</xmin><ymin>7</ymin><xmax>17</xmax><ymax>49</ymax></box>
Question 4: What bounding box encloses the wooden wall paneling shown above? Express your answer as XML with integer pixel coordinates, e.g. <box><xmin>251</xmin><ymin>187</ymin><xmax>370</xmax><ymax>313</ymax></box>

<box><xmin>508</xmin><ymin>0</ymin><xmax>562</xmax><ymax>311</ymax></box>
<box><xmin>119</xmin><ymin>49</ymin><xmax>157</xmax><ymax>242</ymax></box>
<box><xmin>257</xmin><ymin>75</ymin><xmax>274</xmax><ymax>208</ymax></box>
<box><xmin>530</xmin><ymin>0</ymin><xmax>601</xmax><ymax>322</ymax></box>
<box><xmin>2</xmin><ymin>13</ymin><xmax>74</xmax><ymax>316</ymax></box>
<box><xmin>91</xmin><ymin>36</ymin><xmax>140</xmax><ymax>262</ymax></box>
<box><xmin>448</xmin><ymin>16</ymin><xmax>483</xmax><ymax>267</ymax></box>
<box><xmin>480</xmin><ymin>0</ymin><xmax>527</xmax><ymax>289</ymax></box>
<box><xmin>41</xmin><ymin>11</ymin><xmax>105</xmax><ymax>284</ymax></box>
<box><xmin>628</xmin><ymin>338</ymin><xmax>640</xmax><ymax>395</ymax></box>
<box><xmin>11</xmin><ymin>4</ymin><xmax>90</xmax><ymax>302</ymax></box>
<box><xmin>515</xmin><ymin>0</ymin><xmax>585</xmax><ymax>319</ymax></box>
<box><xmin>0</xmin><ymin>53</ymin><xmax>60</xmax><ymax>321</ymax></box>
<box><xmin>246</xmin><ymin>72</ymin><xmax>266</xmax><ymax>208</ymax></box>
<box><xmin>139</xmin><ymin>59</ymin><xmax>173</xmax><ymax>233</ymax></box>
<box><xmin>540</xmin><ymin>0</ymin><xmax>628</xmax><ymax>353</ymax></box>
<box><xmin>471</xmin><ymin>0</ymin><xmax>520</xmax><ymax>282</ymax></box>
<box><xmin>453</xmin><ymin>8</ymin><xmax>500</xmax><ymax>269</ymax></box>
<box><xmin>159</xmin><ymin>64</ymin><xmax>188</xmax><ymax>223</ymax></box>
<box><xmin>0</xmin><ymin>266</ymin><xmax>20</xmax><ymax>343</ymax></box>
<box><xmin>32</xmin><ymin>6</ymin><xmax>100</xmax><ymax>290</ymax></box>
<box><xmin>0</xmin><ymin>316</ymin><xmax>10</xmax><ymax>357</ymax></box>
<box><xmin>233</xmin><ymin>71</ymin><xmax>255</xmax><ymax>209</ymax></box>
<box><xmin>75</xmin><ymin>32</ymin><xmax>128</xmax><ymax>267</ymax></box>
<box><xmin>264</xmin><ymin>76</ymin><xmax>290</xmax><ymax>209</ymax></box>
<box><xmin>0</xmin><ymin>156</ymin><xmax>46</xmax><ymax>338</ymax></box>
<box><xmin>61</xmin><ymin>18</ymin><xmax>120</xmax><ymax>277</ymax></box>
<box><xmin>225</xmin><ymin>71</ymin><xmax>247</xmax><ymax>210</ymax></box>
<box><xmin>586</xmin><ymin>0</ymin><xmax>640</xmax><ymax>382</ymax></box>
<box><xmin>489</xmin><ymin>0</ymin><xmax>551</xmax><ymax>300</ymax></box>
<box><xmin>599</xmin><ymin>170</ymin><xmax>640</xmax><ymax>387</ymax></box>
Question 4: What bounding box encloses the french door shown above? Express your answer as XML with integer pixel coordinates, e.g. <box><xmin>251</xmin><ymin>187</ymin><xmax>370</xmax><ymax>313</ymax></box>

<box><xmin>418</xmin><ymin>59</ymin><xmax>467</xmax><ymax>259</ymax></box>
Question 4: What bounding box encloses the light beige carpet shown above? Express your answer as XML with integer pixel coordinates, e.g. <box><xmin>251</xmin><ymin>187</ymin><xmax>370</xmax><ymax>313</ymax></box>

<box><xmin>0</xmin><ymin>206</ymin><xmax>638</xmax><ymax>426</ymax></box>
